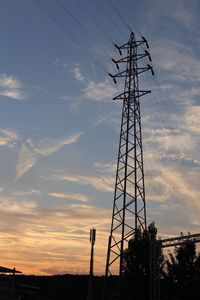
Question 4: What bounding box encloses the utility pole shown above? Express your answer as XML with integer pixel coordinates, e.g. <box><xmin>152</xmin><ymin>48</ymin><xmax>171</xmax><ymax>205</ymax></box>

<box><xmin>103</xmin><ymin>32</ymin><xmax>153</xmax><ymax>300</ymax></box>
<box><xmin>87</xmin><ymin>228</ymin><xmax>96</xmax><ymax>300</ymax></box>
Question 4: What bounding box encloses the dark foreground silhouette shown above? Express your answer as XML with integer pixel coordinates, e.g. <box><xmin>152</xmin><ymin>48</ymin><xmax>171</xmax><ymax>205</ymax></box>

<box><xmin>1</xmin><ymin>269</ymin><xmax>200</xmax><ymax>300</ymax></box>
<box><xmin>0</xmin><ymin>274</ymin><xmax>107</xmax><ymax>300</ymax></box>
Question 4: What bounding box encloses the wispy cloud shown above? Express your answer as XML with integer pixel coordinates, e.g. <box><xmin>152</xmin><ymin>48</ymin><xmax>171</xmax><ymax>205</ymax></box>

<box><xmin>84</xmin><ymin>79</ymin><xmax>115</xmax><ymax>101</ymax></box>
<box><xmin>0</xmin><ymin>196</ymin><xmax>37</xmax><ymax>215</ymax></box>
<box><xmin>55</xmin><ymin>173</ymin><xmax>114</xmax><ymax>193</ymax></box>
<box><xmin>0</xmin><ymin>129</ymin><xmax>18</xmax><ymax>147</ymax></box>
<box><xmin>140</xmin><ymin>99</ymin><xmax>200</xmax><ymax>230</ymax></box>
<box><xmin>94</xmin><ymin>162</ymin><xmax>116</xmax><ymax>173</ymax></box>
<box><xmin>157</xmin><ymin>0</ymin><xmax>198</xmax><ymax>29</ymax></box>
<box><xmin>16</xmin><ymin>132</ymin><xmax>82</xmax><ymax>179</ymax></box>
<box><xmin>144</xmin><ymin>129</ymin><xmax>192</xmax><ymax>153</ymax></box>
<box><xmin>154</xmin><ymin>41</ymin><xmax>200</xmax><ymax>83</ymax></box>
<box><xmin>11</xmin><ymin>189</ymin><xmax>41</xmax><ymax>198</ymax></box>
<box><xmin>0</xmin><ymin>197</ymin><xmax>110</xmax><ymax>275</ymax></box>
<box><xmin>146</xmin><ymin>166</ymin><xmax>200</xmax><ymax>219</ymax></box>
<box><xmin>72</xmin><ymin>65</ymin><xmax>84</xmax><ymax>82</ymax></box>
<box><xmin>49</xmin><ymin>192</ymin><xmax>90</xmax><ymax>202</ymax></box>
<box><xmin>16</xmin><ymin>142</ymin><xmax>38</xmax><ymax>180</ymax></box>
<box><xmin>142</xmin><ymin>106</ymin><xmax>200</xmax><ymax>223</ymax></box>
<box><xmin>0</xmin><ymin>73</ymin><xmax>27</xmax><ymax>100</ymax></box>
<box><xmin>53</xmin><ymin>59</ymin><xmax>68</xmax><ymax>70</ymax></box>
<box><xmin>182</xmin><ymin>106</ymin><xmax>200</xmax><ymax>134</ymax></box>
<box><xmin>30</xmin><ymin>133</ymin><xmax>82</xmax><ymax>156</ymax></box>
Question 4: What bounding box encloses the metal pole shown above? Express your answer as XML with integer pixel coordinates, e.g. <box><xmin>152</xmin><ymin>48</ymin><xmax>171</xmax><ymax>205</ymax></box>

<box><xmin>87</xmin><ymin>228</ymin><xmax>96</xmax><ymax>300</ymax></box>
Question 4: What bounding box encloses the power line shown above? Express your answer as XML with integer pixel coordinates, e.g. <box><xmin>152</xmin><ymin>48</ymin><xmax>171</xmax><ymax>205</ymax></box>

<box><xmin>77</xmin><ymin>0</ymin><xmax>125</xmax><ymax>73</ymax></box>
<box><xmin>33</xmin><ymin>0</ymin><xmax>107</xmax><ymax>74</ymax></box>
<box><xmin>94</xmin><ymin>0</ymin><xmax>126</xmax><ymax>39</ymax></box>
<box><xmin>113</xmin><ymin>0</ymin><xmax>143</xmax><ymax>37</ymax></box>
<box><xmin>109</xmin><ymin>0</ymin><xmax>132</xmax><ymax>33</ymax></box>
<box><xmin>56</xmin><ymin>0</ymin><xmax>112</xmax><ymax>61</ymax></box>
<box><xmin>77</xmin><ymin>0</ymin><xmax>114</xmax><ymax>45</ymax></box>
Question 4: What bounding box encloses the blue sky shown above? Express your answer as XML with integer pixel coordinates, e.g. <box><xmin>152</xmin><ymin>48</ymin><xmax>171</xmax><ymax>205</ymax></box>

<box><xmin>0</xmin><ymin>0</ymin><xmax>200</xmax><ymax>275</ymax></box>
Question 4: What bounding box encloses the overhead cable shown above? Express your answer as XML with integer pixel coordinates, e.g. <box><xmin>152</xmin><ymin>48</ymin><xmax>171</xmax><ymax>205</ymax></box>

<box><xmin>33</xmin><ymin>0</ymin><xmax>107</xmax><ymax>74</ymax></box>
<box><xmin>57</xmin><ymin>0</ymin><xmax>112</xmax><ymax>61</ymax></box>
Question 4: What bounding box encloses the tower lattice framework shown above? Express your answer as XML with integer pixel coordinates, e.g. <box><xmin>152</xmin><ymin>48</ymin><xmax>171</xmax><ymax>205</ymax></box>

<box><xmin>104</xmin><ymin>32</ymin><xmax>153</xmax><ymax>296</ymax></box>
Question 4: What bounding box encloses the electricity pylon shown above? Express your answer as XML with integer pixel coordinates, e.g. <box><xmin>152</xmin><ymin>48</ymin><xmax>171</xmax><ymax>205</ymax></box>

<box><xmin>103</xmin><ymin>32</ymin><xmax>153</xmax><ymax>299</ymax></box>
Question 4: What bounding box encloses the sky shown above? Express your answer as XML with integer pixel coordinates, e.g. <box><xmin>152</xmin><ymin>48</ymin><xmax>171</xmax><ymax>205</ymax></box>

<box><xmin>0</xmin><ymin>0</ymin><xmax>200</xmax><ymax>276</ymax></box>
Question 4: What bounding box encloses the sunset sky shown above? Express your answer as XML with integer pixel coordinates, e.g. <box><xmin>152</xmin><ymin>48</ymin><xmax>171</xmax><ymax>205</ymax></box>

<box><xmin>0</xmin><ymin>0</ymin><xmax>200</xmax><ymax>275</ymax></box>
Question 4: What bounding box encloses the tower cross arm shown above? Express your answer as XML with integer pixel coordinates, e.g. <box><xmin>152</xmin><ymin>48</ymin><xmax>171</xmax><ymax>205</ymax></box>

<box><xmin>113</xmin><ymin>90</ymin><xmax>151</xmax><ymax>100</ymax></box>
<box><xmin>109</xmin><ymin>64</ymin><xmax>154</xmax><ymax>85</ymax></box>
<box><xmin>161</xmin><ymin>232</ymin><xmax>200</xmax><ymax>248</ymax></box>
<box><xmin>108</xmin><ymin>70</ymin><xmax>127</xmax><ymax>83</ymax></box>
<box><xmin>112</xmin><ymin>51</ymin><xmax>152</xmax><ymax>66</ymax></box>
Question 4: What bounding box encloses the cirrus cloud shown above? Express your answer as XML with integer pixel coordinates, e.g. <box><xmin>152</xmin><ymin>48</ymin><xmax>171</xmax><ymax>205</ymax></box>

<box><xmin>72</xmin><ymin>66</ymin><xmax>84</xmax><ymax>82</ymax></box>
<box><xmin>0</xmin><ymin>73</ymin><xmax>27</xmax><ymax>100</ymax></box>
<box><xmin>0</xmin><ymin>129</ymin><xmax>18</xmax><ymax>147</ymax></box>
<box><xmin>49</xmin><ymin>192</ymin><xmax>90</xmax><ymax>202</ymax></box>
<box><xmin>84</xmin><ymin>79</ymin><xmax>116</xmax><ymax>101</ymax></box>
<box><xmin>16</xmin><ymin>132</ymin><xmax>82</xmax><ymax>180</ymax></box>
<box><xmin>55</xmin><ymin>173</ymin><xmax>114</xmax><ymax>193</ymax></box>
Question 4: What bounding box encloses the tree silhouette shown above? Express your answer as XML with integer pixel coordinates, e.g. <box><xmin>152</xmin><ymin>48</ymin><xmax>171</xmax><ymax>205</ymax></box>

<box><xmin>119</xmin><ymin>222</ymin><xmax>160</xmax><ymax>300</ymax></box>
<box><xmin>164</xmin><ymin>241</ymin><xmax>200</xmax><ymax>299</ymax></box>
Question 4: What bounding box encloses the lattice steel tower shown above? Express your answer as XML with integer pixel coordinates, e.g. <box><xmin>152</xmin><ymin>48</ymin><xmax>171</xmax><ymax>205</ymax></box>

<box><xmin>104</xmin><ymin>32</ymin><xmax>153</xmax><ymax>299</ymax></box>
